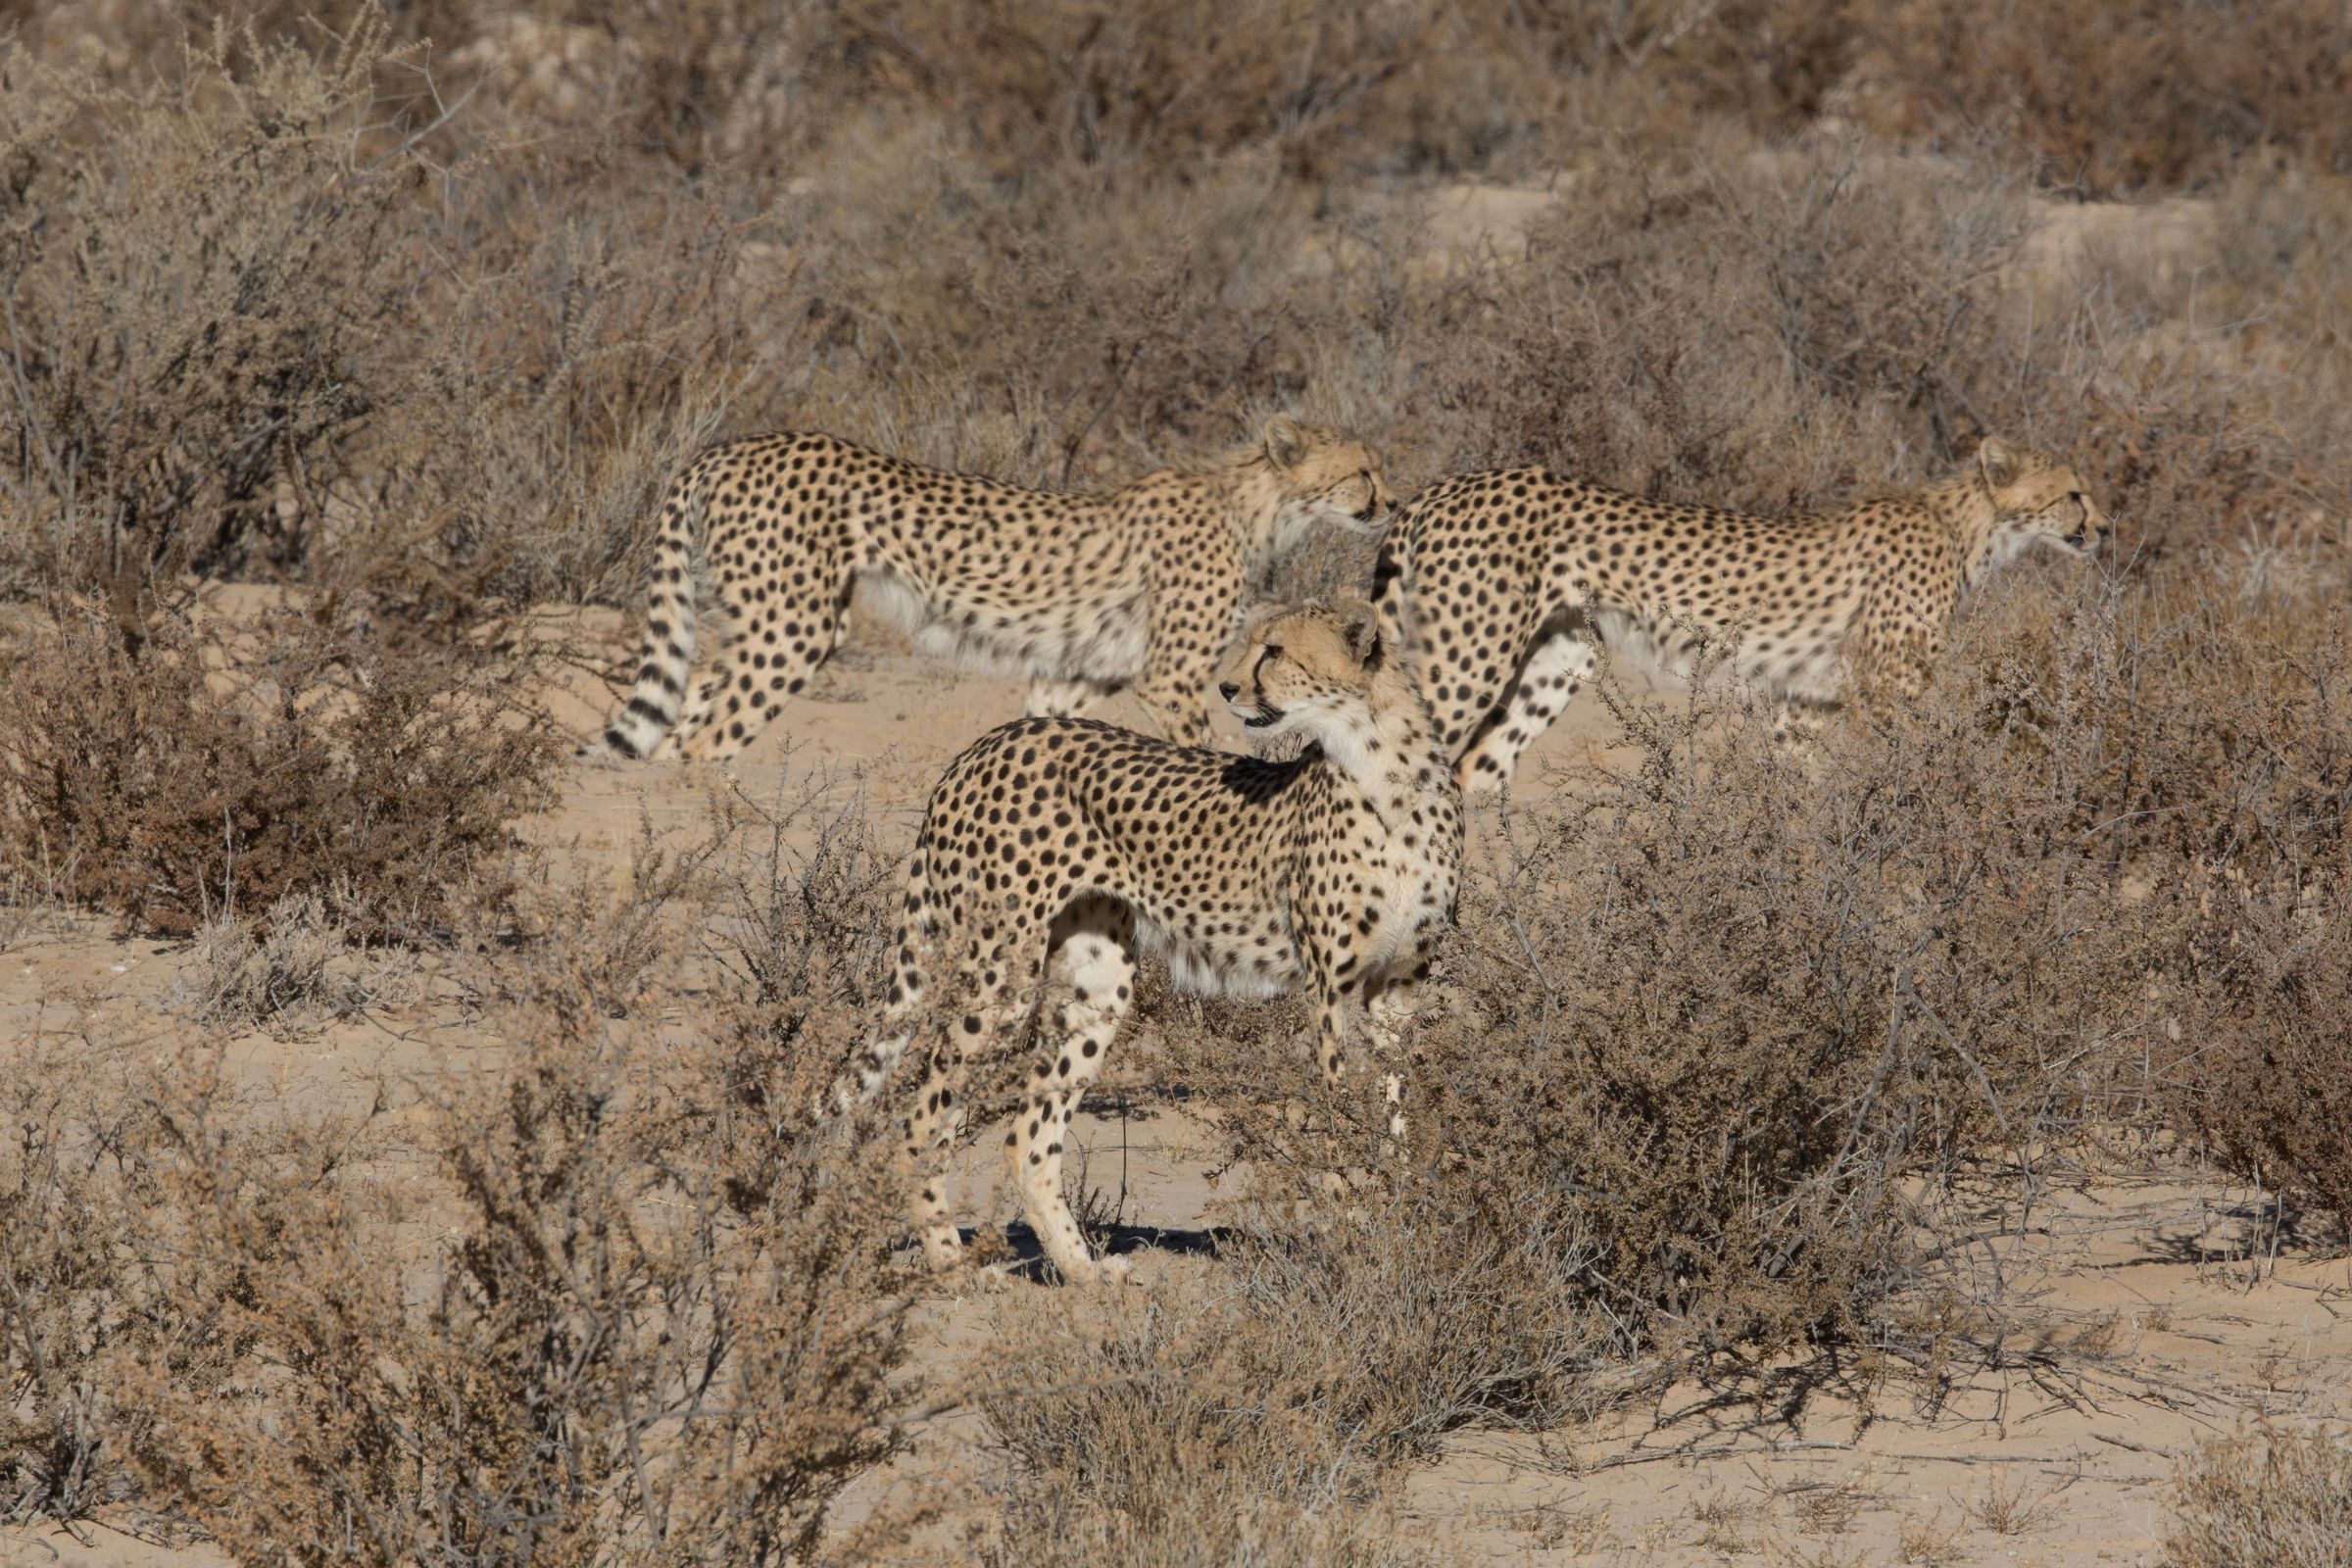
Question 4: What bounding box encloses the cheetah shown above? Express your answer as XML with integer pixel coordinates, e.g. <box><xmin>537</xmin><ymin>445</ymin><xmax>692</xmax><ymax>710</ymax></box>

<box><xmin>1371</xmin><ymin>437</ymin><xmax>2111</xmax><ymax>799</ymax></box>
<box><xmin>848</xmin><ymin>601</ymin><xmax>1461</xmax><ymax>1284</ymax></box>
<box><xmin>586</xmin><ymin>418</ymin><xmax>1393</xmax><ymax>761</ymax></box>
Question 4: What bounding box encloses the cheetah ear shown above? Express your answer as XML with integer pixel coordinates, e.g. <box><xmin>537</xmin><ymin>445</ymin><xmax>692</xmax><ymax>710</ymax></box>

<box><xmin>1977</xmin><ymin>436</ymin><xmax>2019</xmax><ymax>488</ymax></box>
<box><xmin>1263</xmin><ymin>415</ymin><xmax>1308</xmax><ymax>470</ymax></box>
<box><xmin>1335</xmin><ymin>598</ymin><xmax>1382</xmax><ymax>666</ymax></box>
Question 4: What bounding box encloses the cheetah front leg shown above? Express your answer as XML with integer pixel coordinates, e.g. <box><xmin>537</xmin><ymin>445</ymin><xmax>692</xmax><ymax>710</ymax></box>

<box><xmin>1362</xmin><ymin>961</ymin><xmax>1428</xmax><ymax>1146</ymax></box>
<box><xmin>1368</xmin><ymin>535</ymin><xmax>1411</xmax><ymax>654</ymax></box>
<box><xmin>1296</xmin><ymin>962</ymin><xmax>1382</xmax><ymax>1199</ymax></box>
<box><xmin>1006</xmin><ymin>899</ymin><xmax>1137</xmax><ymax>1285</ymax></box>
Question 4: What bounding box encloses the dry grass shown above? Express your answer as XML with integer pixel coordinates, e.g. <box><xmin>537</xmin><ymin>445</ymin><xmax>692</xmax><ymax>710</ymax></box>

<box><xmin>184</xmin><ymin>890</ymin><xmax>378</xmax><ymax>1030</ymax></box>
<box><xmin>1894</xmin><ymin>1507</ymin><xmax>1968</xmax><ymax>1566</ymax></box>
<box><xmin>1</xmin><ymin>1027</ymin><xmax>200</xmax><ymax>1527</ymax></box>
<box><xmin>2166</xmin><ymin>1422</ymin><xmax>2352</xmax><ymax>1568</ymax></box>
<box><xmin>981</xmin><ymin>1285</ymin><xmax>1424</xmax><ymax>1568</ymax></box>
<box><xmin>1963</xmin><ymin>1468</ymin><xmax>2066</xmax><ymax>1537</ymax></box>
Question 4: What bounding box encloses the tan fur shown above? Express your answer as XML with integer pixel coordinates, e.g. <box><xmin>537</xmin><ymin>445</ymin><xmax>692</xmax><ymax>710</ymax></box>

<box><xmin>1371</xmin><ymin>437</ymin><xmax>2111</xmax><ymax>798</ymax></box>
<box><xmin>587</xmin><ymin>417</ymin><xmax>1393</xmax><ymax>761</ymax></box>
<box><xmin>849</xmin><ymin>603</ymin><xmax>1461</xmax><ymax>1284</ymax></box>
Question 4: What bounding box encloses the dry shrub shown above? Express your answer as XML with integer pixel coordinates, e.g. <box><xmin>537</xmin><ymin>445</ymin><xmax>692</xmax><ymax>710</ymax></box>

<box><xmin>0</xmin><ymin>17</ymin><xmax>415</xmax><ymax>604</ymax></box>
<box><xmin>0</xmin><ymin>597</ymin><xmax>560</xmax><ymax>938</ymax></box>
<box><xmin>0</xmin><ymin>9</ymin><xmax>803</xmax><ymax>613</ymax></box>
<box><xmin>1193</xmin><ymin>572</ymin><xmax>2337</xmax><ymax>1396</ymax></box>
<box><xmin>983</xmin><ymin>1286</ymin><xmax>1423</xmax><ymax>1568</ymax></box>
<box><xmin>736</xmin><ymin>0</ymin><xmax>1556</xmax><ymax>182</ymax></box>
<box><xmin>373</xmin><ymin>159</ymin><xmax>796</xmax><ymax>608</ymax></box>
<box><xmin>707</xmin><ymin>766</ymin><xmax>904</xmax><ymax>1027</ymax></box>
<box><xmin>2080</xmin><ymin>160</ymin><xmax>2352</xmax><ymax>555</ymax></box>
<box><xmin>1223</xmin><ymin>1194</ymin><xmax>1621</xmax><ymax>1455</ymax></box>
<box><xmin>1414</xmin><ymin>652</ymin><xmax>2137</xmax><ymax>1365</ymax></box>
<box><xmin>2165</xmin><ymin>1422</ymin><xmax>2352</xmax><ymax>1568</ymax></box>
<box><xmin>1</xmin><ymin>1028</ymin><xmax>220</xmax><ymax>1529</ymax></box>
<box><xmin>1864</xmin><ymin>0</ymin><xmax>2352</xmax><ymax>196</ymax></box>
<box><xmin>2176</xmin><ymin>903</ymin><xmax>2352</xmax><ymax>1245</ymax></box>
<box><xmin>2088</xmin><ymin>586</ymin><xmax>2352</xmax><ymax>1243</ymax></box>
<box><xmin>119</xmin><ymin>841</ymin><xmax>915</xmax><ymax>1564</ymax></box>
<box><xmin>1960</xmin><ymin>572</ymin><xmax>2350</xmax><ymax>1235</ymax></box>
<box><xmin>5</xmin><ymin>773</ymin><xmax>920</xmax><ymax>1548</ymax></box>
<box><xmin>779</xmin><ymin>133</ymin><xmax>1339</xmax><ymax>485</ymax></box>
<box><xmin>1421</xmin><ymin>143</ymin><xmax>2025</xmax><ymax>508</ymax></box>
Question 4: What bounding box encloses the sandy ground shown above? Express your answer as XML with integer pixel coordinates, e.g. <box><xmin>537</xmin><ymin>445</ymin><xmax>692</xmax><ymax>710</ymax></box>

<box><xmin>7</xmin><ymin>580</ymin><xmax>2349</xmax><ymax>1568</ymax></box>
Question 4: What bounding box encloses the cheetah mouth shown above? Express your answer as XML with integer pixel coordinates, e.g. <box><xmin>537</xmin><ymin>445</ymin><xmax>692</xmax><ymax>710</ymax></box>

<box><xmin>1243</xmin><ymin>705</ymin><xmax>1284</xmax><ymax>729</ymax></box>
<box><xmin>1353</xmin><ymin>499</ymin><xmax>1384</xmax><ymax>525</ymax></box>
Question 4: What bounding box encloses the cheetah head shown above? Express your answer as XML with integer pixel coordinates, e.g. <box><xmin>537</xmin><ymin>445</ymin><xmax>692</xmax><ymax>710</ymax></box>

<box><xmin>1978</xmin><ymin>436</ymin><xmax>2111</xmax><ymax>559</ymax></box>
<box><xmin>1261</xmin><ymin>415</ymin><xmax>1394</xmax><ymax>539</ymax></box>
<box><xmin>1217</xmin><ymin>599</ymin><xmax>1385</xmax><ymax>740</ymax></box>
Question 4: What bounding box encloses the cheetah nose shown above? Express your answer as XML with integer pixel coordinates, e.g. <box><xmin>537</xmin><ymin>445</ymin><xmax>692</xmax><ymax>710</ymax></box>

<box><xmin>1218</xmin><ymin>681</ymin><xmax>1241</xmax><ymax>702</ymax></box>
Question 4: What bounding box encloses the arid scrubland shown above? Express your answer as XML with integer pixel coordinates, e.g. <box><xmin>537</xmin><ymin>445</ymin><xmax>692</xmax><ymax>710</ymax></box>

<box><xmin>3</xmin><ymin>3</ymin><xmax>2350</xmax><ymax>1563</ymax></box>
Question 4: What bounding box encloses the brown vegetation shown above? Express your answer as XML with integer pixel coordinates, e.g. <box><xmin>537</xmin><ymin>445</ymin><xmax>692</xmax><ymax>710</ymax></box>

<box><xmin>4</xmin><ymin>0</ymin><xmax>2350</xmax><ymax>1560</ymax></box>
<box><xmin>2166</xmin><ymin>1422</ymin><xmax>2352</xmax><ymax>1568</ymax></box>
<box><xmin>5</xmin><ymin>796</ymin><xmax>917</xmax><ymax>1559</ymax></box>
<box><xmin>0</xmin><ymin>596</ymin><xmax>560</xmax><ymax>939</ymax></box>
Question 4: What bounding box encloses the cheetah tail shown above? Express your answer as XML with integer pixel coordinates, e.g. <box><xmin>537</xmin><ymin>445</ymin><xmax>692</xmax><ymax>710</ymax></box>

<box><xmin>1369</xmin><ymin>525</ymin><xmax>1411</xmax><ymax>652</ymax></box>
<box><xmin>587</xmin><ymin>455</ymin><xmax>717</xmax><ymax>760</ymax></box>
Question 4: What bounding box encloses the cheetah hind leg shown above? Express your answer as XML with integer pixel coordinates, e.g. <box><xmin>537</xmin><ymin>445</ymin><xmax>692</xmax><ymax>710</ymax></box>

<box><xmin>1024</xmin><ymin>677</ymin><xmax>1119</xmax><ymax>720</ymax></box>
<box><xmin>650</xmin><ymin>584</ymin><xmax>728</xmax><ymax>760</ymax></box>
<box><xmin>1771</xmin><ymin>699</ymin><xmax>1828</xmax><ymax>748</ymax></box>
<box><xmin>678</xmin><ymin>562</ymin><xmax>852</xmax><ymax>761</ymax></box>
<box><xmin>656</xmin><ymin>575</ymin><xmax>745</xmax><ymax>760</ymax></box>
<box><xmin>893</xmin><ymin>928</ymin><xmax>1015</xmax><ymax>1280</ymax></box>
<box><xmin>1458</xmin><ymin>622</ymin><xmax>1595</xmax><ymax>803</ymax></box>
<box><xmin>898</xmin><ymin>1050</ymin><xmax>970</xmax><ymax>1274</ymax></box>
<box><xmin>1007</xmin><ymin>898</ymin><xmax>1137</xmax><ymax>1286</ymax></box>
<box><xmin>659</xmin><ymin>666</ymin><xmax>725</xmax><ymax>760</ymax></box>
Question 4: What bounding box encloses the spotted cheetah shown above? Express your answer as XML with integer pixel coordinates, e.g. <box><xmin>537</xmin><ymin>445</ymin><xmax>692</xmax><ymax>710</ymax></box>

<box><xmin>586</xmin><ymin>418</ymin><xmax>1393</xmax><ymax>761</ymax></box>
<box><xmin>1371</xmin><ymin>437</ymin><xmax>2110</xmax><ymax>799</ymax></box>
<box><xmin>848</xmin><ymin>601</ymin><xmax>1461</xmax><ymax>1284</ymax></box>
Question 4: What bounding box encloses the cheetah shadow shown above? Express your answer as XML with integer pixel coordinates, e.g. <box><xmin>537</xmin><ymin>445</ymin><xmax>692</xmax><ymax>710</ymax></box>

<box><xmin>926</xmin><ymin>1220</ymin><xmax>1240</xmax><ymax>1285</ymax></box>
